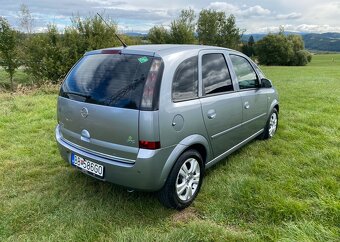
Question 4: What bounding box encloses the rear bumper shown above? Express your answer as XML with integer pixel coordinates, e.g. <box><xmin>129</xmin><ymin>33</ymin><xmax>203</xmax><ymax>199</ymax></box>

<box><xmin>56</xmin><ymin>125</ymin><xmax>175</xmax><ymax>191</ymax></box>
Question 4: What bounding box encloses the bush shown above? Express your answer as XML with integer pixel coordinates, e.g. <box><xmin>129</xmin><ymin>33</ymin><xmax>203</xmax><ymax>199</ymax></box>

<box><xmin>292</xmin><ymin>50</ymin><xmax>312</xmax><ymax>66</ymax></box>
<box><xmin>0</xmin><ymin>17</ymin><xmax>21</xmax><ymax>91</ymax></box>
<box><xmin>24</xmin><ymin>25</ymin><xmax>66</xmax><ymax>84</ymax></box>
<box><xmin>23</xmin><ymin>15</ymin><xmax>120</xmax><ymax>84</ymax></box>
<box><xmin>255</xmin><ymin>32</ymin><xmax>312</xmax><ymax>66</ymax></box>
<box><xmin>148</xmin><ymin>26</ymin><xmax>170</xmax><ymax>44</ymax></box>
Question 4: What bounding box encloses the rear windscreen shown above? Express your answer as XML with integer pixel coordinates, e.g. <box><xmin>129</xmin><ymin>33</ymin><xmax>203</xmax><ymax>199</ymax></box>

<box><xmin>60</xmin><ymin>54</ymin><xmax>154</xmax><ymax>109</ymax></box>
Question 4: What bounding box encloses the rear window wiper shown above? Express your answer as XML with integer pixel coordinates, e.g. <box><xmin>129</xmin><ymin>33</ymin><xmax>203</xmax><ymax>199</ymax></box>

<box><xmin>104</xmin><ymin>76</ymin><xmax>145</xmax><ymax>106</ymax></box>
<box><xmin>63</xmin><ymin>91</ymin><xmax>91</xmax><ymax>99</ymax></box>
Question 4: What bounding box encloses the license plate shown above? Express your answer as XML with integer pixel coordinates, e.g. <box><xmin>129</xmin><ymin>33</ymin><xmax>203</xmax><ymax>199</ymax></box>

<box><xmin>71</xmin><ymin>154</ymin><xmax>104</xmax><ymax>178</ymax></box>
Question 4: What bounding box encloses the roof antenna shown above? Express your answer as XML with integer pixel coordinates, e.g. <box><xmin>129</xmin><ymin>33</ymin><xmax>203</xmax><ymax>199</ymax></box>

<box><xmin>97</xmin><ymin>13</ymin><xmax>127</xmax><ymax>48</ymax></box>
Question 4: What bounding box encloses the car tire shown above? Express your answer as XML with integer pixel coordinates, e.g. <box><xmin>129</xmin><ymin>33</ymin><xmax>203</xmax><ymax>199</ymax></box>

<box><xmin>158</xmin><ymin>149</ymin><xmax>204</xmax><ymax>210</ymax></box>
<box><xmin>260</xmin><ymin>108</ymin><xmax>278</xmax><ymax>140</ymax></box>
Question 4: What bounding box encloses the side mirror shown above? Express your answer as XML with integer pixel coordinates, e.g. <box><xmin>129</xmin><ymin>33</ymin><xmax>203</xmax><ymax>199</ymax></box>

<box><xmin>261</xmin><ymin>78</ymin><xmax>272</xmax><ymax>88</ymax></box>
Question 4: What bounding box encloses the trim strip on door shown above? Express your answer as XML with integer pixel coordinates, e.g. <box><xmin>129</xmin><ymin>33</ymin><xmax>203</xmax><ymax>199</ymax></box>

<box><xmin>211</xmin><ymin>112</ymin><xmax>267</xmax><ymax>139</ymax></box>
<box><xmin>206</xmin><ymin>129</ymin><xmax>264</xmax><ymax>168</ymax></box>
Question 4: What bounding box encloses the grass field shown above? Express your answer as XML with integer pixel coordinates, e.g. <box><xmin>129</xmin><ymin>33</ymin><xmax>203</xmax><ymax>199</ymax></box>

<box><xmin>0</xmin><ymin>54</ymin><xmax>339</xmax><ymax>241</ymax></box>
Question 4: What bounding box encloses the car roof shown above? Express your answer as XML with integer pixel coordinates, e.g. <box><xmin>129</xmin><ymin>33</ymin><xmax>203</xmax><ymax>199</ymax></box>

<box><xmin>86</xmin><ymin>44</ymin><xmax>240</xmax><ymax>57</ymax></box>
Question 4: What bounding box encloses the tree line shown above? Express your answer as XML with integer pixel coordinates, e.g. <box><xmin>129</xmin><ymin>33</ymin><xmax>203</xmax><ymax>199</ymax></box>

<box><xmin>148</xmin><ymin>9</ymin><xmax>241</xmax><ymax>50</ymax></box>
<box><xmin>0</xmin><ymin>14</ymin><xmax>138</xmax><ymax>91</ymax></box>
<box><xmin>0</xmin><ymin>6</ymin><xmax>311</xmax><ymax>91</ymax></box>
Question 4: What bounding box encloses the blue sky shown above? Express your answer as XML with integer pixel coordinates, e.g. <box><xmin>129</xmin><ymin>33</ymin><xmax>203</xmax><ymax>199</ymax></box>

<box><xmin>1</xmin><ymin>0</ymin><xmax>340</xmax><ymax>33</ymax></box>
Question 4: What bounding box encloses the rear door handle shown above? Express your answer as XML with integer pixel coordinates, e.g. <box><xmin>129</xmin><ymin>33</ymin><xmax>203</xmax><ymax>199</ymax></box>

<box><xmin>244</xmin><ymin>101</ymin><xmax>250</xmax><ymax>109</ymax></box>
<box><xmin>207</xmin><ymin>109</ymin><xmax>216</xmax><ymax>119</ymax></box>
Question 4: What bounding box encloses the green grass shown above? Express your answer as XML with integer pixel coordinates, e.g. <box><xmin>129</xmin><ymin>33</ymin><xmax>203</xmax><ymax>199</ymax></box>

<box><xmin>307</xmin><ymin>53</ymin><xmax>340</xmax><ymax>67</ymax></box>
<box><xmin>0</xmin><ymin>54</ymin><xmax>339</xmax><ymax>241</ymax></box>
<box><xmin>0</xmin><ymin>68</ymin><xmax>30</xmax><ymax>89</ymax></box>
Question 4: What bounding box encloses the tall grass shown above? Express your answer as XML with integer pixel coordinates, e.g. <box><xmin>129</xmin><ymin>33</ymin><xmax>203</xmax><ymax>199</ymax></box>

<box><xmin>0</xmin><ymin>54</ymin><xmax>339</xmax><ymax>241</ymax></box>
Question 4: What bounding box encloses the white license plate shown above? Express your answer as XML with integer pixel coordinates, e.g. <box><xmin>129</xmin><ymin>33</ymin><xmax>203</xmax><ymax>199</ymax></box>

<box><xmin>71</xmin><ymin>154</ymin><xmax>104</xmax><ymax>178</ymax></box>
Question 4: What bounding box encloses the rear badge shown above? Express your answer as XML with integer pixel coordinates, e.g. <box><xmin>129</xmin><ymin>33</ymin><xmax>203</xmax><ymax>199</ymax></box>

<box><xmin>127</xmin><ymin>136</ymin><xmax>135</xmax><ymax>144</ymax></box>
<box><xmin>80</xmin><ymin>107</ymin><xmax>89</xmax><ymax>118</ymax></box>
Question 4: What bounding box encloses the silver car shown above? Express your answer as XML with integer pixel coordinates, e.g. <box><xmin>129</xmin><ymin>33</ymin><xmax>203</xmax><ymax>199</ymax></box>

<box><xmin>56</xmin><ymin>44</ymin><xmax>279</xmax><ymax>209</ymax></box>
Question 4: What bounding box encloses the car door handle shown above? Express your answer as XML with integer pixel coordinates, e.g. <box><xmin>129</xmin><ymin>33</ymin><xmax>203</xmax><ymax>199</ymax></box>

<box><xmin>207</xmin><ymin>109</ymin><xmax>216</xmax><ymax>119</ymax></box>
<box><xmin>244</xmin><ymin>101</ymin><xmax>250</xmax><ymax>109</ymax></box>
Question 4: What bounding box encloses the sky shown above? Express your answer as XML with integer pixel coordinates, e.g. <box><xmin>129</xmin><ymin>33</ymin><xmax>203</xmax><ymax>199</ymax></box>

<box><xmin>1</xmin><ymin>0</ymin><xmax>340</xmax><ymax>34</ymax></box>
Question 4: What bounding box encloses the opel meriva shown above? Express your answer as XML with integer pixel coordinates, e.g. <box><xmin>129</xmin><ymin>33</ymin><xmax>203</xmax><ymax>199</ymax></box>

<box><xmin>56</xmin><ymin>44</ymin><xmax>279</xmax><ymax>209</ymax></box>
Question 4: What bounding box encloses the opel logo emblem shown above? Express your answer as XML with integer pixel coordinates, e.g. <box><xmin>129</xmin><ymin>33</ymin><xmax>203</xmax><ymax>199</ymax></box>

<box><xmin>80</xmin><ymin>107</ymin><xmax>89</xmax><ymax>118</ymax></box>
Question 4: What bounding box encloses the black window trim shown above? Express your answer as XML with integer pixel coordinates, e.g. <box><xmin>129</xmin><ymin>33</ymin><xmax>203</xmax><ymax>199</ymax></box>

<box><xmin>199</xmin><ymin>90</ymin><xmax>238</xmax><ymax>99</ymax></box>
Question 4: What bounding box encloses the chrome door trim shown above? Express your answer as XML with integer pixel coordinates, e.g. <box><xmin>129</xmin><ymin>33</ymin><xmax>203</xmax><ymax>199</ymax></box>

<box><xmin>206</xmin><ymin>129</ymin><xmax>264</xmax><ymax>168</ymax></box>
<box><xmin>211</xmin><ymin>113</ymin><xmax>266</xmax><ymax>139</ymax></box>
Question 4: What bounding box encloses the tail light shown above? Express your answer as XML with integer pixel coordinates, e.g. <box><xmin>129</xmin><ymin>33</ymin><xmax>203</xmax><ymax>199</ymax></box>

<box><xmin>139</xmin><ymin>58</ymin><xmax>163</xmax><ymax>149</ymax></box>
<box><xmin>139</xmin><ymin>140</ymin><xmax>161</xmax><ymax>150</ymax></box>
<box><xmin>140</xmin><ymin>58</ymin><xmax>163</xmax><ymax>110</ymax></box>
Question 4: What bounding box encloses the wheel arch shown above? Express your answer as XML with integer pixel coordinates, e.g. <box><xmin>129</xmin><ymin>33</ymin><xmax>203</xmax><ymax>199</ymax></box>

<box><xmin>158</xmin><ymin>134</ymin><xmax>211</xmax><ymax>190</ymax></box>
<box><xmin>269</xmin><ymin>99</ymin><xmax>279</xmax><ymax>116</ymax></box>
<box><xmin>183</xmin><ymin>143</ymin><xmax>207</xmax><ymax>165</ymax></box>
<box><xmin>274</xmin><ymin>104</ymin><xmax>279</xmax><ymax>113</ymax></box>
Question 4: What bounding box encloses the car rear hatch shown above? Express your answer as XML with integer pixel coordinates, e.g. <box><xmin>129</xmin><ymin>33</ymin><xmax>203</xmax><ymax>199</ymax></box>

<box><xmin>57</xmin><ymin>50</ymin><xmax>163</xmax><ymax>163</ymax></box>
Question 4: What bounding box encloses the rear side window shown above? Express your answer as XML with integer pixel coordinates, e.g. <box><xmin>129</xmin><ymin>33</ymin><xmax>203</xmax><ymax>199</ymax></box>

<box><xmin>60</xmin><ymin>54</ymin><xmax>154</xmax><ymax>109</ymax></box>
<box><xmin>172</xmin><ymin>56</ymin><xmax>198</xmax><ymax>102</ymax></box>
<box><xmin>230</xmin><ymin>55</ymin><xmax>259</xmax><ymax>90</ymax></box>
<box><xmin>202</xmin><ymin>53</ymin><xmax>233</xmax><ymax>95</ymax></box>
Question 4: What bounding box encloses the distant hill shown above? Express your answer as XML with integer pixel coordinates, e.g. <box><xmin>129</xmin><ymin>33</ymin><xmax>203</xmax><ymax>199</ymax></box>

<box><xmin>125</xmin><ymin>32</ymin><xmax>147</xmax><ymax>37</ymax></box>
<box><xmin>303</xmin><ymin>33</ymin><xmax>340</xmax><ymax>52</ymax></box>
<box><xmin>242</xmin><ymin>31</ymin><xmax>307</xmax><ymax>42</ymax></box>
<box><xmin>242</xmin><ymin>32</ymin><xmax>340</xmax><ymax>52</ymax></box>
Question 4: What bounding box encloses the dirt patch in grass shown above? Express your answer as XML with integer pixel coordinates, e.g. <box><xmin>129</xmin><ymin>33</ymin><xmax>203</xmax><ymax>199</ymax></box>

<box><xmin>171</xmin><ymin>207</ymin><xmax>200</xmax><ymax>223</ymax></box>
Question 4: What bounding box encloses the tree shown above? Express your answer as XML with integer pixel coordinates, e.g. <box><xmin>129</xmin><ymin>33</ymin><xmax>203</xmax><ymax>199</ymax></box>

<box><xmin>256</xmin><ymin>33</ymin><xmax>293</xmax><ymax>65</ymax></box>
<box><xmin>18</xmin><ymin>4</ymin><xmax>34</xmax><ymax>34</ymax></box>
<box><xmin>197</xmin><ymin>9</ymin><xmax>242</xmax><ymax>49</ymax></box>
<box><xmin>169</xmin><ymin>9</ymin><xmax>196</xmax><ymax>44</ymax></box>
<box><xmin>220</xmin><ymin>14</ymin><xmax>242</xmax><ymax>49</ymax></box>
<box><xmin>241</xmin><ymin>35</ymin><xmax>256</xmax><ymax>57</ymax></box>
<box><xmin>148</xmin><ymin>25</ymin><xmax>170</xmax><ymax>44</ymax></box>
<box><xmin>197</xmin><ymin>9</ymin><xmax>219</xmax><ymax>45</ymax></box>
<box><xmin>0</xmin><ymin>17</ymin><xmax>20</xmax><ymax>91</ymax></box>
<box><xmin>248</xmin><ymin>35</ymin><xmax>255</xmax><ymax>46</ymax></box>
<box><xmin>69</xmin><ymin>14</ymin><xmax>119</xmax><ymax>51</ymax></box>
<box><xmin>255</xmin><ymin>31</ymin><xmax>312</xmax><ymax>66</ymax></box>
<box><xmin>24</xmin><ymin>14</ymin><xmax>121</xmax><ymax>84</ymax></box>
<box><xmin>247</xmin><ymin>35</ymin><xmax>255</xmax><ymax>56</ymax></box>
<box><xmin>64</xmin><ymin>14</ymin><xmax>120</xmax><ymax>72</ymax></box>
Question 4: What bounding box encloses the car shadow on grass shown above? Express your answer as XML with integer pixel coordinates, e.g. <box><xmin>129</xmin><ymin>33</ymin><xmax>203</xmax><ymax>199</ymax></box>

<box><xmin>56</xmin><ymin>164</ymin><xmax>174</xmax><ymax>225</ymax></box>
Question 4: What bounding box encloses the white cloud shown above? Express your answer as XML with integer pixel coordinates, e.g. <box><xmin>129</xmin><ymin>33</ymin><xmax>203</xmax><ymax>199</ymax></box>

<box><xmin>241</xmin><ymin>5</ymin><xmax>270</xmax><ymax>16</ymax></box>
<box><xmin>257</xmin><ymin>24</ymin><xmax>340</xmax><ymax>33</ymax></box>
<box><xmin>208</xmin><ymin>2</ymin><xmax>270</xmax><ymax>17</ymax></box>
<box><xmin>276</xmin><ymin>12</ymin><xmax>302</xmax><ymax>20</ymax></box>
<box><xmin>85</xmin><ymin>0</ymin><xmax>126</xmax><ymax>5</ymax></box>
<box><xmin>208</xmin><ymin>2</ymin><xmax>239</xmax><ymax>13</ymax></box>
<box><xmin>305</xmin><ymin>1</ymin><xmax>340</xmax><ymax>25</ymax></box>
<box><xmin>0</xmin><ymin>0</ymin><xmax>340</xmax><ymax>34</ymax></box>
<box><xmin>295</xmin><ymin>24</ymin><xmax>340</xmax><ymax>33</ymax></box>
<box><xmin>34</xmin><ymin>26</ymin><xmax>48</xmax><ymax>33</ymax></box>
